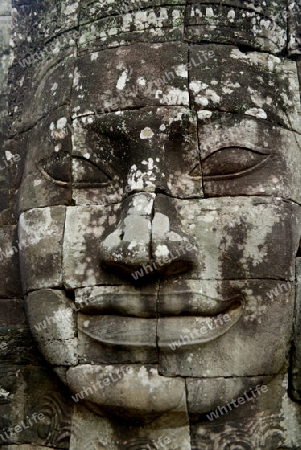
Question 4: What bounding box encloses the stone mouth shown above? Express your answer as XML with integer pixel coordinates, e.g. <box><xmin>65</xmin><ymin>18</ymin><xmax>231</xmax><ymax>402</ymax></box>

<box><xmin>79</xmin><ymin>301</ymin><xmax>242</xmax><ymax>350</ymax></box>
<box><xmin>75</xmin><ymin>285</ymin><xmax>243</xmax><ymax>318</ymax></box>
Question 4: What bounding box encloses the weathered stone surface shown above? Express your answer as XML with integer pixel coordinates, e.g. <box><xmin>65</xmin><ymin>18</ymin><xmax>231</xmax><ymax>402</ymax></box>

<box><xmin>186</xmin><ymin>375</ymin><xmax>273</xmax><ymax>418</ymax></box>
<box><xmin>26</xmin><ymin>290</ymin><xmax>77</xmax><ymax>366</ymax></box>
<box><xmin>0</xmin><ymin>226</ymin><xmax>21</xmax><ymax>297</ymax></box>
<box><xmin>77</xmin><ymin>6</ymin><xmax>185</xmax><ymax>54</ymax></box>
<box><xmin>288</xmin><ymin>0</ymin><xmax>301</xmax><ymax>56</ymax></box>
<box><xmin>99</xmin><ymin>193</ymin><xmax>154</xmax><ymax>274</ymax></box>
<box><xmin>63</xmin><ymin>205</ymin><xmax>123</xmax><ymax>289</ymax></box>
<box><xmin>0</xmin><ymin>299</ymin><xmax>35</xmax><ymax>365</ymax></box>
<box><xmin>19</xmin><ymin>207</ymin><xmax>66</xmax><ymax>292</ymax></box>
<box><xmin>71</xmin><ymin>106</ymin><xmax>202</xmax><ymax>204</ymax></box>
<box><xmin>75</xmin><ymin>285</ymin><xmax>157</xmax><ymax>317</ymax></box>
<box><xmin>77</xmin><ymin>325</ymin><xmax>158</xmax><ymax>365</ymax></box>
<box><xmin>158</xmin><ymin>280</ymin><xmax>295</xmax><ymax>377</ymax></box>
<box><xmin>66</xmin><ymin>364</ymin><xmax>186</xmax><ymax>419</ymax></box>
<box><xmin>190</xmin><ymin>45</ymin><xmax>301</xmax><ymax>134</ymax></box>
<box><xmin>70</xmin><ymin>402</ymin><xmax>191</xmax><ymax>450</ymax></box>
<box><xmin>80</xmin><ymin>0</ymin><xmax>185</xmax><ymax>23</ymax></box>
<box><xmin>8</xmin><ymin>0</ymin><xmax>301</xmax><ymax>448</ymax></box>
<box><xmin>17</xmin><ymin>110</ymin><xmax>72</xmax><ymax>212</ymax></box>
<box><xmin>80</xmin><ymin>314</ymin><xmax>157</xmax><ymax>349</ymax></box>
<box><xmin>189</xmin><ymin>374</ymin><xmax>301</xmax><ymax>450</ymax></box>
<box><xmin>199</xmin><ymin>115</ymin><xmax>301</xmax><ymax>204</ymax></box>
<box><xmin>292</xmin><ymin>257</ymin><xmax>301</xmax><ymax>402</ymax></box>
<box><xmin>71</xmin><ymin>43</ymin><xmax>189</xmax><ymax>116</ymax></box>
<box><xmin>185</xmin><ymin>1</ymin><xmax>287</xmax><ymax>54</ymax></box>
<box><xmin>11</xmin><ymin>1</ymin><xmax>79</xmax><ymax>58</ymax></box>
<box><xmin>9</xmin><ymin>53</ymin><xmax>76</xmax><ymax>135</ymax></box>
<box><xmin>9</xmin><ymin>366</ymin><xmax>72</xmax><ymax>448</ymax></box>
<box><xmin>171</xmin><ymin>197</ymin><xmax>300</xmax><ymax>281</ymax></box>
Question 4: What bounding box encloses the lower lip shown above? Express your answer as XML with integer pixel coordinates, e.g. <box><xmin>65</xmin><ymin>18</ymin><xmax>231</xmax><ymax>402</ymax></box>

<box><xmin>79</xmin><ymin>303</ymin><xmax>242</xmax><ymax>350</ymax></box>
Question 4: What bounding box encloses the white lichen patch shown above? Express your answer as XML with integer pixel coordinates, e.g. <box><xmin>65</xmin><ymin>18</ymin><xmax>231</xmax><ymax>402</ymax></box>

<box><xmin>152</xmin><ymin>213</ymin><xmax>170</xmax><ymax>237</ymax></box>
<box><xmin>245</xmin><ymin>107</ymin><xmax>267</xmax><ymax>119</ymax></box>
<box><xmin>197</xmin><ymin>110</ymin><xmax>213</xmax><ymax>120</ymax></box>
<box><xmin>57</xmin><ymin>117</ymin><xmax>68</xmax><ymax>129</ymax></box>
<box><xmin>5</xmin><ymin>151</ymin><xmax>13</xmax><ymax>161</ymax></box>
<box><xmin>140</xmin><ymin>127</ymin><xmax>154</xmax><ymax>140</ymax></box>
<box><xmin>206</xmin><ymin>7</ymin><xmax>214</xmax><ymax>17</ymax></box>
<box><xmin>155</xmin><ymin>245</ymin><xmax>170</xmax><ymax>259</ymax></box>
<box><xmin>116</xmin><ymin>70</ymin><xmax>129</xmax><ymax>90</ymax></box>
<box><xmin>0</xmin><ymin>389</ymin><xmax>9</xmax><ymax>399</ymax></box>
<box><xmin>63</xmin><ymin>2</ymin><xmax>79</xmax><ymax>15</ymax></box>
<box><xmin>189</xmin><ymin>81</ymin><xmax>208</xmax><ymax>94</ymax></box>
<box><xmin>90</xmin><ymin>52</ymin><xmax>99</xmax><ymax>61</ymax></box>
<box><xmin>137</xmin><ymin>76</ymin><xmax>146</xmax><ymax>86</ymax></box>
<box><xmin>175</xmin><ymin>64</ymin><xmax>188</xmax><ymax>78</ymax></box>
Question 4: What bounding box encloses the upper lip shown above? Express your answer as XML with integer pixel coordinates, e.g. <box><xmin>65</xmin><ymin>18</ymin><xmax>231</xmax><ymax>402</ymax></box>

<box><xmin>75</xmin><ymin>285</ymin><xmax>243</xmax><ymax>318</ymax></box>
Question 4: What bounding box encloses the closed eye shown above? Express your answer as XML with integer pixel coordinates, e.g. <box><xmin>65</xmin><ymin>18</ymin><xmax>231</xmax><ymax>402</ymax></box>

<box><xmin>202</xmin><ymin>147</ymin><xmax>271</xmax><ymax>180</ymax></box>
<box><xmin>37</xmin><ymin>153</ymin><xmax>112</xmax><ymax>187</ymax></box>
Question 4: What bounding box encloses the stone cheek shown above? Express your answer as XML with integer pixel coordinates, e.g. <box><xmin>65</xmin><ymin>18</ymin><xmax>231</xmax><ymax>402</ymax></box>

<box><xmin>18</xmin><ymin>206</ymin><xmax>66</xmax><ymax>293</ymax></box>
<box><xmin>26</xmin><ymin>290</ymin><xmax>78</xmax><ymax>366</ymax></box>
<box><xmin>159</xmin><ymin>280</ymin><xmax>295</xmax><ymax>377</ymax></box>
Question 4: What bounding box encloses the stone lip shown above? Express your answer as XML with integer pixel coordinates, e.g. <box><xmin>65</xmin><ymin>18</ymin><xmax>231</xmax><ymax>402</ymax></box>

<box><xmin>75</xmin><ymin>286</ymin><xmax>242</xmax><ymax>317</ymax></box>
<box><xmin>158</xmin><ymin>303</ymin><xmax>242</xmax><ymax>351</ymax></box>
<box><xmin>79</xmin><ymin>301</ymin><xmax>242</xmax><ymax>350</ymax></box>
<box><xmin>159</xmin><ymin>292</ymin><xmax>243</xmax><ymax>316</ymax></box>
<box><xmin>66</xmin><ymin>364</ymin><xmax>187</xmax><ymax>420</ymax></box>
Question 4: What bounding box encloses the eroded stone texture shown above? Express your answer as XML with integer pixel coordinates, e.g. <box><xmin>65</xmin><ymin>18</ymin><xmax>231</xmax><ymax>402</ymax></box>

<box><xmin>75</xmin><ymin>285</ymin><xmax>157</xmax><ymax>317</ymax></box>
<box><xmin>71</xmin><ymin>43</ymin><xmax>189</xmax><ymax>116</ymax></box>
<box><xmin>199</xmin><ymin>115</ymin><xmax>301</xmax><ymax>203</ymax></box>
<box><xmin>185</xmin><ymin>0</ymin><xmax>287</xmax><ymax>54</ymax></box>
<box><xmin>0</xmin><ymin>226</ymin><xmax>21</xmax><ymax>297</ymax></box>
<box><xmin>9</xmin><ymin>52</ymin><xmax>76</xmax><ymax>136</ymax></box>
<box><xmin>0</xmin><ymin>299</ymin><xmax>34</xmax><ymax>365</ymax></box>
<box><xmin>190</xmin><ymin>45</ymin><xmax>301</xmax><ymax>134</ymax></box>
<box><xmin>17</xmin><ymin>109</ymin><xmax>72</xmax><ymax>213</ymax></box>
<box><xmin>66</xmin><ymin>364</ymin><xmax>187</xmax><ymax>420</ymax></box>
<box><xmin>292</xmin><ymin>257</ymin><xmax>301</xmax><ymax>401</ymax></box>
<box><xmin>172</xmin><ymin>197</ymin><xmax>301</xmax><ymax>280</ymax></box>
<box><xmin>26</xmin><ymin>290</ymin><xmax>77</xmax><ymax>366</ymax></box>
<box><xmin>6</xmin><ymin>366</ymin><xmax>72</xmax><ymax>448</ymax></box>
<box><xmin>19</xmin><ymin>207</ymin><xmax>66</xmax><ymax>292</ymax></box>
<box><xmin>63</xmin><ymin>205</ymin><xmax>122</xmax><ymax>288</ymax></box>
<box><xmin>288</xmin><ymin>0</ymin><xmax>301</xmax><ymax>57</ymax></box>
<box><xmin>70</xmin><ymin>402</ymin><xmax>191</xmax><ymax>450</ymax></box>
<box><xmin>7</xmin><ymin>0</ymin><xmax>301</xmax><ymax>448</ymax></box>
<box><xmin>190</xmin><ymin>374</ymin><xmax>301</xmax><ymax>450</ymax></box>
<box><xmin>158</xmin><ymin>280</ymin><xmax>295</xmax><ymax>377</ymax></box>
<box><xmin>77</xmin><ymin>6</ymin><xmax>185</xmax><ymax>54</ymax></box>
<box><xmin>78</xmin><ymin>310</ymin><xmax>158</xmax><ymax>364</ymax></box>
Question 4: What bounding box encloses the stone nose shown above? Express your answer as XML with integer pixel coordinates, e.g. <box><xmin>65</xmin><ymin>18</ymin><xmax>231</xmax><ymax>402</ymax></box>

<box><xmin>99</xmin><ymin>193</ymin><xmax>197</xmax><ymax>280</ymax></box>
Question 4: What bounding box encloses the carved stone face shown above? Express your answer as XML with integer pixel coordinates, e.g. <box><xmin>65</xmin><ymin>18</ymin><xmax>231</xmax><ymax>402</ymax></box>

<box><xmin>18</xmin><ymin>41</ymin><xmax>301</xmax><ymax>421</ymax></box>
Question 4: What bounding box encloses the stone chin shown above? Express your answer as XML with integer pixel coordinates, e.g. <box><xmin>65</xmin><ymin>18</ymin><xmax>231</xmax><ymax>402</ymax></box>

<box><xmin>64</xmin><ymin>364</ymin><xmax>188</xmax><ymax>423</ymax></box>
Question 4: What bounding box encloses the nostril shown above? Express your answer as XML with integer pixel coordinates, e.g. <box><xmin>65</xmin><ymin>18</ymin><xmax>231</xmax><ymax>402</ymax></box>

<box><xmin>120</xmin><ymin>231</ymin><xmax>124</xmax><ymax>241</ymax></box>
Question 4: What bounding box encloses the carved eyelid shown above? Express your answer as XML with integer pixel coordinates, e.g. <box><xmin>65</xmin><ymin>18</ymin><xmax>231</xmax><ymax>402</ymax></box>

<box><xmin>201</xmin><ymin>146</ymin><xmax>271</xmax><ymax>181</ymax></box>
<box><xmin>37</xmin><ymin>154</ymin><xmax>113</xmax><ymax>187</ymax></box>
<box><xmin>200</xmin><ymin>142</ymin><xmax>271</xmax><ymax>159</ymax></box>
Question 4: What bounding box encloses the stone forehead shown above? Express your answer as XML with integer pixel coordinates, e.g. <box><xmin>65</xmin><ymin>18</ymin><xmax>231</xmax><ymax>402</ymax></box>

<box><xmin>11</xmin><ymin>0</ymin><xmax>300</xmax><ymax>134</ymax></box>
<box><xmin>13</xmin><ymin>42</ymin><xmax>301</xmax><ymax>135</ymax></box>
